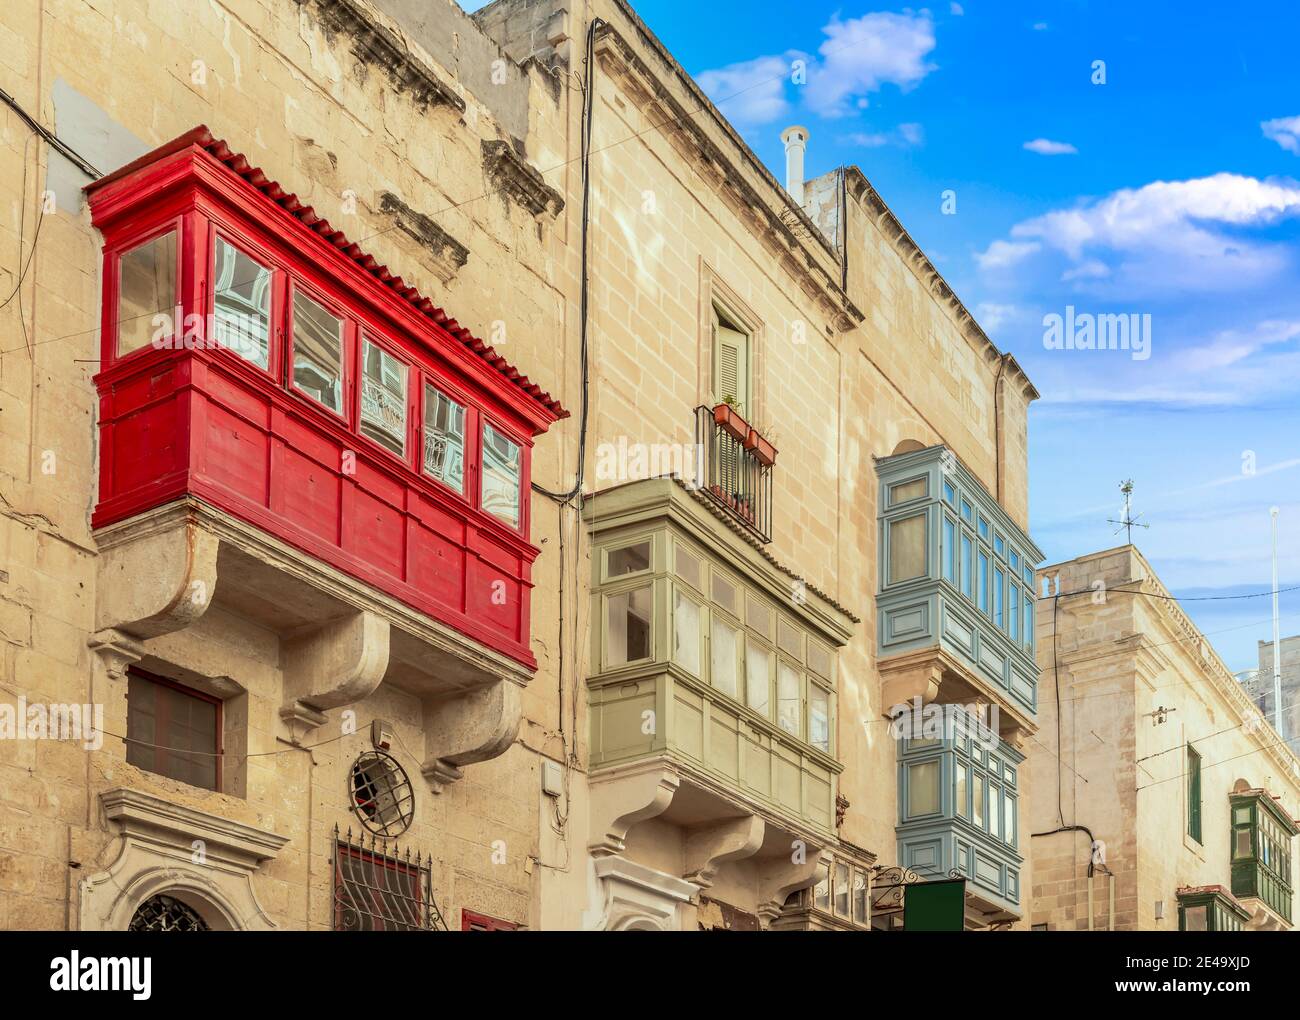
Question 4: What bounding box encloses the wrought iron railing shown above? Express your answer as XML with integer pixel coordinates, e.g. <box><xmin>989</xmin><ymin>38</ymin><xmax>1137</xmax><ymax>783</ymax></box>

<box><xmin>332</xmin><ymin>825</ymin><xmax>448</xmax><ymax>931</ymax></box>
<box><xmin>694</xmin><ymin>405</ymin><xmax>773</xmax><ymax>543</ymax></box>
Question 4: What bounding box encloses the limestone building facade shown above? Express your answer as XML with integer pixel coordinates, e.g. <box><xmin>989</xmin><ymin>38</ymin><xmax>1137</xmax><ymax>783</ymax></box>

<box><xmin>0</xmin><ymin>0</ymin><xmax>1041</xmax><ymax>931</ymax></box>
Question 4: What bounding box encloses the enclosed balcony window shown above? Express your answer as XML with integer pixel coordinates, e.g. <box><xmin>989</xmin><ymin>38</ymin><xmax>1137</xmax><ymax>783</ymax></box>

<box><xmin>291</xmin><ymin>288</ymin><xmax>345</xmax><ymax>414</ymax></box>
<box><xmin>422</xmin><ymin>383</ymin><xmax>465</xmax><ymax>494</ymax></box>
<box><xmin>711</xmin><ymin>617</ymin><xmax>742</xmax><ymax>698</ymax></box>
<box><xmin>117</xmin><ymin>228</ymin><xmax>178</xmax><ymax>356</ymax></box>
<box><xmin>777</xmin><ymin>662</ymin><xmax>801</xmax><ymax>738</ymax></box>
<box><xmin>360</xmin><ymin>338</ymin><xmax>408</xmax><ymax>456</ymax></box>
<box><xmin>1177</xmin><ymin>888</ymin><xmax>1248</xmax><ymax>932</ymax></box>
<box><xmin>888</xmin><ymin>513</ymin><xmax>927</xmax><ymax>584</ymax></box>
<box><xmin>481</xmin><ymin>423</ymin><xmax>522</xmax><ymax>529</ymax></box>
<box><xmin>672</xmin><ymin>588</ymin><xmax>702</xmax><ymax>676</ymax></box>
<box><xmin>212</xmin><ymin>236</ymin><xmax>271</xmax><ymax>369</ymax></box>
<box><xmin>1229</xmin><ymin>791</ymin><xmax>1296</xmax><ymax>922</ymax></box>
<box><xmin>606</xmin><ymin>586</ymin><xmax>653</xmax><ymax>668</ymax></box>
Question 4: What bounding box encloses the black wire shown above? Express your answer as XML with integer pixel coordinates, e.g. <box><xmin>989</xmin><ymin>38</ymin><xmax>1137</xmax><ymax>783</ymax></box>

<box><xmin>531</xmin><ymin>18</ymin><xmax>602</xmax><ymax>506</ymax></box>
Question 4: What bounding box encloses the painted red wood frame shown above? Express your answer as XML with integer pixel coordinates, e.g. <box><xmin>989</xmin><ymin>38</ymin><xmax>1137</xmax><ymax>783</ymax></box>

<box><xmin>86</xmin><ymin>128</ymin><xmax>567</xmax><ymax>670</ymax></box>
<box><xmin>461</xmin><ymin>909</ymin><xmax>518</xmax><ymax>931</ymax></box>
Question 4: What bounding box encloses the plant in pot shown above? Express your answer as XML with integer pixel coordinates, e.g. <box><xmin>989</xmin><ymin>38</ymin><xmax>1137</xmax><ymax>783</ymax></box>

<box><xmin>712</xmin><ymin>395</ymin><xmax>749</xmax><ymax>441</ymax></box>
<box><xmin>744</xmin><ymin>426</ymin><xmax>778</xmax><ymax>467</ymax></box>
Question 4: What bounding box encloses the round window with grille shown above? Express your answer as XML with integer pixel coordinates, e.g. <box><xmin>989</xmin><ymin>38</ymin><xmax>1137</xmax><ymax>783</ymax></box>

<box><xmin>129</xmin><ymin>894</ymin><xmax>210</xmax><ymax>932</ymax></box>
<box><xmin>349</xmin><ymin>750</ymin><xmax>415</xmax><ymax>837</ymax></box>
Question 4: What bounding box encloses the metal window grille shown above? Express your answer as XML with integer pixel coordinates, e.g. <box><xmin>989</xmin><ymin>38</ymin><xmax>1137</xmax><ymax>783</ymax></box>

<box><xmin>695</xmin><ymin>406</ymin><xmax>773</xmax><ymax>543</ymax></box>
<box><xmin>129</xmin><ymin>894</ymin><xmax>210</xmax><ymax>931</ymax></box>
<box><xmin>332</xmin><ymin>825</ymin><xmax>448</xmax><ymax>931</ymax></box>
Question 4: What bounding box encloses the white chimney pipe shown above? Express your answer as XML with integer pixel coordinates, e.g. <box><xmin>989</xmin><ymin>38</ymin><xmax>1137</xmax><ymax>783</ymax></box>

<box><xmin>780</xmin><ymin>125</ymin><xmax>809</xmax><ymax>206</ymax></box>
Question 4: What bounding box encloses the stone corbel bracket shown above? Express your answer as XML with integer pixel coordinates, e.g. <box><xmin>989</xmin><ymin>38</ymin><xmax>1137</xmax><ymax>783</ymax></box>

<box><xmin>481</xmin><ymin>139</ymin><xmax>565</xmax><ymax>219</ymax></box>
<box><xmin>94</xmin><ymin>516</ymin><xmax>220</xmax><ymax>640</ymax></box>
<box><xmin>753</xmin><ymin>847</ymin><xmax>828</xmax><ymax>929</ymax></box>
<box><xmin>80</xmin><ymin>788</ymin><xmax>289</xmax><ymax>931</ymax></box>
<box><xmin>683</xmin><ymin>815</ymin><xmax>765</xmax><ymax>889</ymax></box>
<box><xmin>281</xmin><ymin>611</ymin><xmax>391</xmax><ymax>729</ymax></box>
<box><xmin>379</xmin><ymin>191</ymin><xmax>470</xmax><ymax>285</ymax></box>
<box><xmin>421</xmin><ymin>678</ymin><xmax>520</xmax><ymax>793</ymax></box>
<box><xmin>588</xmin><ymin>762</ymin><xmax>681</xmax><ymax>858</ymax></box>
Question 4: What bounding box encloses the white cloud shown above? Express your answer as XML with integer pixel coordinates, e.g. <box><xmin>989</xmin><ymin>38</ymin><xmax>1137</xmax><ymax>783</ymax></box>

<box><xmin>1023</xmin><ymin>138</ymin><xmax>1077</xmax><ymax>155</ymax></box>
<box><xmin>1262</xmin><ymin>116</ymin><xmax>1300</xmax><ymax>155</ymax></box>
<box><xmin>975</xmin><ymin>239</ymin><xmax>1040</xmax><ymax>270</ymax></box>
<box><xmin>1061</xmin><ymin>259</ymin><xmax>1110</xmax><ymax>281</ymax></box>
<box><xmin>805</xmin><ymin>11</ymin><xmax>938</xmax><ymax>118</ymax></box>
<box><xmin>841</xmin><ymin>122</ymin><xmax>924</xmax><ymax>149</ymax></box>
<box><xmin>697</xmin><ymin>55</ymin><xmax>794</xmax><ymax>128</ymax></box>
<box><xmin>1175</xmin><ymin>319</ymin><xmax>1300</xmax><ymax>372</ymax></box>
<box><xmin>1033</xmin><ymin>22</ymin><xmax>1049</xmax><ymax>31</ymax></box>
<box><xmin>980</xmin><ymin>173</ymin><xmax>1300</xmax><ymax>292</ymax></box>
<box><xmin>950</xmin><ymin>2</ymin><xmax>964</xmax><ymax>14</ymax></box>
<box><xmin>975</xmin><ymin>302</ymin><xmax>1021</xmax><ymax>331</ymax></box>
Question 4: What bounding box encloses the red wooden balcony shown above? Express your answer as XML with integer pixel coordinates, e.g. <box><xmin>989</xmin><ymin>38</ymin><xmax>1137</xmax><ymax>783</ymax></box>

<box><xmin>85</xmin><ymin>127</ymin><xmax>567</xmax><ymax>671</ymax></box>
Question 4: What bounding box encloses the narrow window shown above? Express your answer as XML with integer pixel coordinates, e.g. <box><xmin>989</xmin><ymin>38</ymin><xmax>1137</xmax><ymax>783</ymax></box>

<box><xmin>813</xmin><ymin>862</ymin><xmax>831</xmax><ymax>911</ymax></box>
<box><xmin>809</xmin><ymin>683</ymin><xmax>830</xmax><ymax>753</ymax></box>
<box><xmin>994</xmin><ymin>567</ymin><xmax>1005</xmax><ymax>628</ymax></box>
<box><xmin>943</xmin><ymin>517</ymin><xmax>956</xmax><ymax>583</ymax></box>
<box><xmin>710</xmin><ymin>617</ymin><xmax>741</xmax><ymax>698</ymax></box>
<box><xmin>606</xmin><ymin>587</ymin><xmax>652</xmax><ymax>667</ymax></box>
<box><xmin>777</xmin><ymin>662</ymin><xmax>801</xmax><ymax>737</ymax></box>
<box><xmin>117</xmin><ymin>230</ymin><xmax>177</xmax><ymax>356</ymax></box>
<box><xmin>889</xmin><ymin>478</ymin><xmax>927</xmax><ymax>504</ymax></box>
<box><xmin>212</xmin><ymin>237</ymin><xmax>271</xmax><ymax>369</ymax></box>
<box><xmin>675</xmin><ymin>544</ymin><xmax>700</xmax><ymax>589</ymax></box>
<box><xmin>972</xmin><ymin>774</ymin><xmax>985</xmax><ymax>828</ymax></box>
<box><xmin>852</xmin><ymin>869</ymin><xmax>869</xmax><ymax>923</ymax></box>
<box><xmin>126</xmin><ymin>668</ymin><xmax>220</xmax><ymax>791</ymax></box>
<box><xmin>608</xmin><ymin>541</ymin><xmax>651</xmax><ymax>577</ymax></box>
<box><xmin>955</xmin><ymin>763</ymin><xmax>968</xmax><ymax>818</ymax></box>
<box><xmin>1187</xmin><ymin>745</ymin><xmax>1202</xmax><ymax>843</ymax></box>
<box><xmin>422</xmin><ymin>383</ymin><xmax>465</xmax><ymax>493</ymax></box>
<box><xmin>291</xmin><ymin>289</ymin><xmax>344</xmax><ymax>413</ymax></box>
<box><xmin>360</xmin><ymin>339</ymin><xmax>407</xmax><ymax>456</ymax></box>
<box><xmin>712</xmin><ymin>305</ymin><xmax>751</xmax><ymax>416</ymax></box>
<box><xmin>978</xmin><ymin>552</ymin><xmax>989</xmax><ymax>613</ymax></box>
<box><xmin>961</xmin><ymin>533</ymin><xmax>973</xmax><ymax>599</ymax></box>
<box><xmin>746</xmin><ymin>641</ymin><xmax>772</xmax><ymax>717</ymax></box>
<box><xmin>481</xmin><ymin>423</ymin><xmax>522</xmax><ymax>528</ymax></box>
<box><xmin>888</xmin><ymin>513</ymin><xmax>927</xmax><ymax>584</ymax></box>
<box><xmin>908</xmin><ymin>760</ymin><xmax>940</xmax><ymax>816</ymax></box>
<box><xmin>1010</xmin><ymin>584</ymin><xmax>1021</xmax><ymax>640</ymax></box>
<box><xmin>833</xmin><ymin>862</ymin><xmax>851</xmax><ymax>916</ymax></box>
<box><xmin>672</xmin><ymin>590</ymin><xmax>701</xmax><ymax>677</ymax></box>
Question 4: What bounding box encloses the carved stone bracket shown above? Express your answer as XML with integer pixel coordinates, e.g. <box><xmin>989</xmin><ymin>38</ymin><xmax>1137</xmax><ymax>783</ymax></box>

<box><xmin>94</xmin><ymin>519</ymin><xmax>219</xmax><ymax>640</ymax></box>
<box><xmin>752</xmin><ymin>844</ymin><xmax>829</xmax><ymax>928</ymax></box>
<box><xmin>88</xmin><ymin>628</ymin><xmax>146</xmax><ymax>681</ymax></box>
<box><xmin>683</xmin><ymin>815</ymin><xmax>765</xmax><ymax>889</ymax></box>
<box><xmin>379</xmin><ymin>191</ymin><xmax>470</xmax><ymax>285</ymax></box>
<box><xmin>420</xmin><ymin>678</ymin><xmax>520</xmax><ymax>793</ymax></box>
<box><xmin>280</xmin><ymin>611</ymin><xmax>390</xmax><ymax>729</ymax></box>
<box><xmin>588</xmin><ymin>762</ymin><xmax>681</xmax><ymax>858</ymax></box>
<box><xmin>481</xmin><ymin>140</ymin><xmax>564</xmax><ymax>218</ymax></box>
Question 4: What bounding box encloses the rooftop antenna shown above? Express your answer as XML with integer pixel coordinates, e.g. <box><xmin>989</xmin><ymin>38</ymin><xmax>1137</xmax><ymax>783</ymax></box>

<box><xmin>1108</xmin><ymin>479</ymin><xmax>1150</xmax><ymax>546</ymax></box>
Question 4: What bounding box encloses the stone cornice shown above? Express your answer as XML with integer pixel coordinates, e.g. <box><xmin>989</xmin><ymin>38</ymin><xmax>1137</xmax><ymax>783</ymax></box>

<box><xmin>593</xmin><ymin>25</ymin><xmax>863</xmax><ymax>334</ymax></box>
<box><xmin>379</xmin><ymin>191</ymin><xmax>470</xmax><ymax>284</ymax></box>
<box><xmin>843</xmin><ymin>168</ymin><xmax>1039</xmax><ymax>403</ymax></box>
<box><xmin>480</xmin><ymin>140</ymin><xmax>565</xmax><ymax>218</ymax></box>
<box><xmin>100</xmin><ymin>787</ymin><xmax>289</xmax><ymax>875</ymax></box>
<box><xmin>294</xmin><ymin>0</ymin><xmax>466</xmax><ymax>114</ymax></box>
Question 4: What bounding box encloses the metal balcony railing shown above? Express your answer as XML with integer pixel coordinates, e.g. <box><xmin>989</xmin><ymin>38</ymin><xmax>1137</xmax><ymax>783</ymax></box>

<box><xmin>695</xmin><ymin>405</ymin><xmax>773</xmax><ymax>543</ymax></box>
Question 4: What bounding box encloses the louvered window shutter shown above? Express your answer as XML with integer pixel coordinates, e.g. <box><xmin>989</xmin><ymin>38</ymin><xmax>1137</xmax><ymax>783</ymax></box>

<box><xmin>713</xmin><ymin>321</ymin><xmax>750</xmax><ymax>417</ymax></box>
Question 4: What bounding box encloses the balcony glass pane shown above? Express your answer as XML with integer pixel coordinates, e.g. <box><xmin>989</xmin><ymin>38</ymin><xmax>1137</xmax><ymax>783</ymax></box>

<box><xmin>1235</xmin><ymin>828</ymin><xmax>1251</xmax><ymax>859</ymax></box>
<box><xmin>1010</xmin><ymin>584</ymin><xmax>1020</xmax><ymax>640</ymax></box>
<box><xmin>1005</xmin><ymin>793</ymin><xmax>1016</xmax><ymax>847</ymax></box>
<box><xmin>212</xmin><ymin>237</ymin><xmax>271</xmax><ymax>369</ymax></box>
<box><xmin>1024</xmin><ymin>593</ymin><xmax>1034</xmax><ymax>650</ymax></box>
<box><xmin>360</xmin><ymin>340</ymin><xmax>407</xmax><ymax>456</ymax></box>
<box><xmin>994</xmin><ymin>567</ymin><xmax>1005</xmax><ymax>629</ymax></box>
<box><xmin>809</xmin><ymin>684</ymin><xmax>830</xmax><ymax>752</ymax></box>
<box><xmin>777</xmin><ymin>662</ymin><xmax>801</xmax><ymax>737</ymax></box>
<box><xmin>834</xmin><ymin>862</ymin><xmax>851</xmax><ymax>916</ymax></box>
<box><xmin>943</xmin><ymin>481</ymin><xmax>955</xmax><ymax>505</ymax></box>
<box><xmin>956</xmin><ymin>763</ymin><xmax>968</xmax><ymax>818</ymax></box>
<box><xmin>606</xmin><ymin>586</ymin><xmax>651</xmax><ymax>666</ymax></box>
<box><xmin>813</xmin><ymin>863</ymin><xmax>831</xmax><ymax>910</ymax></box>
<box><xmin>908</xmin><ymin>760</ymin><xmax>939</xmax><ymax>816</ymax></box>
<box><xmin>118</xmin><ymin>230</ymin><xmax>177</xmax><ymax>355</ymax></box>
<box><xmin>889</xmin><ymin>478</ymin><xmax>926</xmax><ymax>504</ymax></box>
<box><xmin>746</xmin><ymin>596</ymin><xmax>772</xmax><ymax>637</ymax></box>
<box><xmin>943</xmin><ymin>517</ymin><xmax>956</xmax><ymax>583</ymax></box>
<box><xmin>710</xmin><ymin>617</ymin><xmax>740</xmax><ymax>697</ymax></box>
<box><xmin>888</xmin><ymin>513</ymin><xmax>927</xmax><ymax>584</ymax></box>
<box><xmin>481</xmin><ymin>423</ymin><xmax>521</xmax><ymax>528</ymax></box>
<box><xmin>422</xmin><ymin>384</ymin><xmax>465</xmax><ymax>493</ymax></box>
<box><xmin>746</xmin><ymin>641</ymin><xmax>772</xmax><ymax>717</ymax></box>
<box><xmin>961</xmin><ymin>534</ymin><xmax>973</xmax><ymax>598</ymax></box>
<box><xmin>609</xmin><ymin>541</ymin><xmax>651</xmax><ymax>577</ymax></box>
<box><xmin>978</xmin><ymin>552</ymin><xmax>989</xmax><ymax>613</ymax></box>
<box><xmin>990</xmin><ymin>785</ymin><xmax>1002</xmax><ymax>837</ymax></box>
<box><xmin>675</xmin><ymin>545</ymin><xmax>700</xmax><ymax>589</ymax></box>
<box><xmin>1183</xmin><ymin>904</ymin><xmax>1208</xmax><ymax>931</ymax></box>
<box><xmin>291</xmin><ymin>289</ymin><xmax>343</xmax><ymax>413</ymax></box>
<box><xmin>673</xmin><ymin>590</ymin><xmax>701</xmax><ymax>677</ymax></box>
<box><xmin>711</xmin><ymin>573</ymin><xmax>736</xmax><ymax>615</ymax></box>
<box><xmin>973</xmin><ymin>775</ymin><xmax>984</xmax><ymax>828</ymax></box>
<box><xmin>853</xmin><ymin>869</ymin><xmax>868</xmax><ymax>923</ymax></box>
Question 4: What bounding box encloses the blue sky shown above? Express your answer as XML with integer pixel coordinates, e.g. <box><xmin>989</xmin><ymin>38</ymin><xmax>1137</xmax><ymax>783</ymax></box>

<box><xmin>461</xmin><ymin>1</ymin><xmax>1300</xmax><ymax>670</ymax></box>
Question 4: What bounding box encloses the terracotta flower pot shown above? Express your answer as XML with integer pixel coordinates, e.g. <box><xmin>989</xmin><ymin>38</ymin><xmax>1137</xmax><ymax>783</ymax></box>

<box><xmin>746</xmin><ymin>428</ymin><xmax>777</xmax><ymax>467</ymax></box>
<box><xmin>712</xmin><ymin>403</ymin><xmax>749</xmax><ymax>442</ymax></box>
